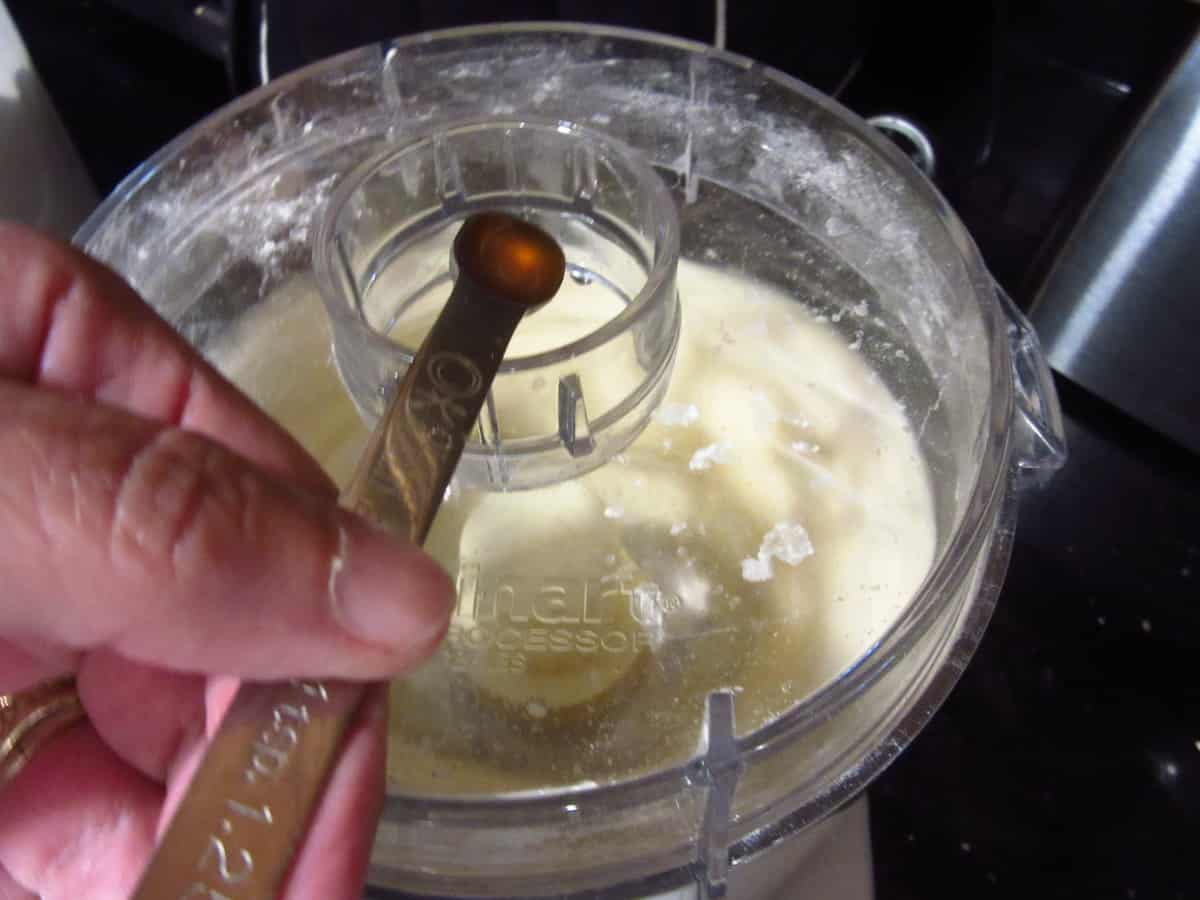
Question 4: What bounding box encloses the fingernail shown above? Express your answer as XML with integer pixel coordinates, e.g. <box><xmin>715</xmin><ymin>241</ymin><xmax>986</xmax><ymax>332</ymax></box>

<box><xmin>330</xmin><ymin>513</ymin><xmax>455</xmax><ymax>654</ymax></box>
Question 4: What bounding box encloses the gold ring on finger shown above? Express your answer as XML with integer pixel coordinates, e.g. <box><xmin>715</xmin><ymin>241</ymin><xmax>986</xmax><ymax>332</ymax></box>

<box><xmin>0</xmin><ymin>677</ymin><xmax>86</xmax><ymax>788</ymax></box>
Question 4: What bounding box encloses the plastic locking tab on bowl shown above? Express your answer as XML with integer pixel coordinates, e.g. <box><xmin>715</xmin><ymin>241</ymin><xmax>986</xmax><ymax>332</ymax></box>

<box><xmin>996</xmin><ymin>285</ymin><xmax>1068</xmax><ymax>489</ymax></box>
<box><xmin>314</xmin><ymin>117</ymin><xmax>681</xmax><ymax>491</ymax></box>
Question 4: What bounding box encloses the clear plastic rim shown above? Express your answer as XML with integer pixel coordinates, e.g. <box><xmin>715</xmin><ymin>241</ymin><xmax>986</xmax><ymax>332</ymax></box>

<box><xmin>74</xmin><ymin>22</ymin><xmax>1017</xmax><ymax>833</ymax></box>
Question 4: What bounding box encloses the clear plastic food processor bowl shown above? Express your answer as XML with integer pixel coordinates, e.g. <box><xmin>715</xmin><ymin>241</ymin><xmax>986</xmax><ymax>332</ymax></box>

<box><xmin>75</xmin><ymin>25</ymin><xmax>1066</xmax><ymax>900</ymax></box>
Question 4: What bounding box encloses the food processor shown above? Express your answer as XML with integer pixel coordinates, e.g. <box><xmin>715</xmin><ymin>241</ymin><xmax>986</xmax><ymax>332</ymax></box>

<box><xmin>74</xmin><ymin>25</ymin><xmax>1066</xmax><ymax>899</ymax></box>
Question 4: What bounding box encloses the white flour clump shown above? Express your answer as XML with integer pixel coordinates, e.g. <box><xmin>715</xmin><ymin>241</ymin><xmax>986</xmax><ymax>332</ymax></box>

<box><xmin>689</xmin><ymin>441</ymin><xmax>734</xmax><ymax>471</ymax></box>
<box><xmin>653</xmin><ymin>402</ymin><xmax>701</xmax><ymax>427</ymax></box>
<box><xmin>741</xmin><ymin>522</ymin><xmax>815</xmax><ymax>583</ymax></box>
<box><xmin>740</xmin><ymin>557</ymin><xmax>774</xmax><ymax>583</ymax></box>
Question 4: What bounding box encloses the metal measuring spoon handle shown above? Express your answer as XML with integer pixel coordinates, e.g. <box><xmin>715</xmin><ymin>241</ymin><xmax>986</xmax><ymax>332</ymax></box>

<box><xmin>342</xmin><ymin>211</ymin><xmax>565</xmax><ymax>538</ymax></box>
<box><xmin>130</xmin><ymin>212</ymin><xmax>565</xmax><ymax>900</ymax></box>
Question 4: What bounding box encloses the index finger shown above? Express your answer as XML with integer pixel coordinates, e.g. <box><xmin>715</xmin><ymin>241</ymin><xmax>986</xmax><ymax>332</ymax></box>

<box><xmin>0</xmin><ymin>222</ymin><xmax>333</xmax><ymax>497</ymax></box>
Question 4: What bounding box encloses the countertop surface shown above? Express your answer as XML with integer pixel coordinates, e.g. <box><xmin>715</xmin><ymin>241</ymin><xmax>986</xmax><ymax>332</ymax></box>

<box><xmin>6</xmin><ymin>4</ymin><xmax>1200</xmax><ymax>899</ymax></box>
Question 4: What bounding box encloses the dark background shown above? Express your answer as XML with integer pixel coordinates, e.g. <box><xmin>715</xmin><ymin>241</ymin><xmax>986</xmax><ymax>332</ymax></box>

<box><xmin>7</xmin><ymin>2</ymin><xmax>1200</xmax><ymax>897</ymax></box>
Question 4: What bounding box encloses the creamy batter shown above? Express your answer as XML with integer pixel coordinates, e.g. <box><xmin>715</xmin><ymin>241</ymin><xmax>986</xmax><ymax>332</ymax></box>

<box><xmin>211</xmin><ymin>260</ymin><xmax>937</xmax><ymax>795</ymax></box>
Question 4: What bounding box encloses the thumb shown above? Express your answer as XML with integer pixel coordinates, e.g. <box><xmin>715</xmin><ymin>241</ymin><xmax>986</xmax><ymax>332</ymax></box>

<box><xmin>0</xmin><ymin>380</ymin><xmax>454</xmax><ymax>685</ymax></box>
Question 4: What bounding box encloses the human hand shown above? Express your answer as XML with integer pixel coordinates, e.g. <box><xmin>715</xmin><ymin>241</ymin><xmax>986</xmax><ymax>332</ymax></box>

<box><xmin>0</xmin><ymin>224</ymin><xmax>454</xmax><ymax>900</ymax></box>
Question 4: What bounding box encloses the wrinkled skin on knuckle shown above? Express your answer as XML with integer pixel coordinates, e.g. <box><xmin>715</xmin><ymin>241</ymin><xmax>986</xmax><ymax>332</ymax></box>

<box><xmin>4</xmin><ymin>395</ymin><xmax>130</xmax><ymax>567</ymax></box>
<box><xmin>109</xmin><ymin>428</ymin><xmax>263</xmax><ymax>594</ymax></box>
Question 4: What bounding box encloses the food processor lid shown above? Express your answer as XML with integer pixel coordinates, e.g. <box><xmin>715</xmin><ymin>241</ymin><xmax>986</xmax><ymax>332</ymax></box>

<box><xmin>74</xmin><ymin>24</ymin><xmax>1056</xmax><ymax>897</ymax></box>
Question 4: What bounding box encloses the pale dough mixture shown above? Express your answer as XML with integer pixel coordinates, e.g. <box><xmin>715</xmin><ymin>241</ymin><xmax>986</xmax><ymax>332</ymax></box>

<box><xmin>211</xmin><ymin>260</ymin><xmax>937</xmax><ymax>794</ymax></box>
